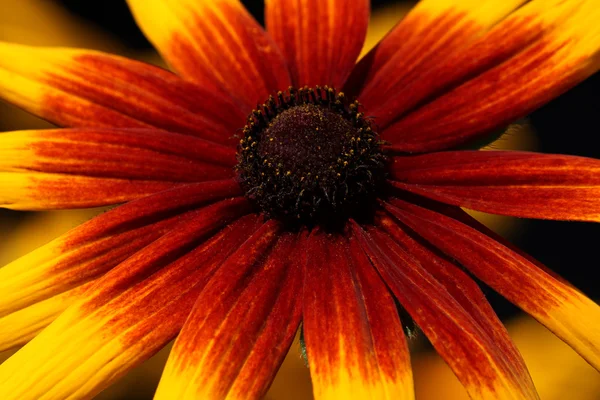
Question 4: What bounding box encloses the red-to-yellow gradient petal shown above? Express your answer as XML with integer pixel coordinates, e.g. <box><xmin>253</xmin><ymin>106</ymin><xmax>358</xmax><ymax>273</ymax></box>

<box><xmin>303</xmin><ymin>229</ymin><xmax>414</xmax><ymax>400</ymax></box>
<box><xmin>386</xmin><ymin>198</ymin><xmax>600</xmax><ymax>372</ymax></box>
<box><xmin>0</xmin><ymin>127</ymin><xmax>234</xmax><ymax>180</ymax></box>
<box><xmin>389</xmin><ymin>151</ymin><xmax>600</xmax><ymax>222</ymax></box>
<box><xmin>127</xmin><ymin>0</ymin><xmax>291</xmax><ymax>110</ymax></box>
<box><xmin>155</xmin><ymin>223</ymin><xmax>306</xmax><ymax>400</ymax></box>
<box><xmin>0</xmin><ymin>181</ymin><xmax>243</xmax><ymax>351</ymax></box>
<box><xmin>0</xmin><ymin>203</ymin><xmax>258</xmax><ymax>400</ymax></box>
<box><xmin>0</xmin><ymin>42</ymin><xmax>246</xmax><ymax>146</ymax></box>
<box><xmin>266</xmin><ymin>0</ymin><xmax>369</xmax><ymax>89</ymax></box>
<box><xmin>346</xmin><ymin>0</ymin><xmax>526</xmax><ymax>109</ymax></box>
<box><xmin>379</xmin><ymin>0</ymin><xmax>600</xmax><ymax>151</ymax></box>
<box><xmin>355</xmin><ymin>221</ymin><xmax>540</xmax><ymax>400</ymax></box>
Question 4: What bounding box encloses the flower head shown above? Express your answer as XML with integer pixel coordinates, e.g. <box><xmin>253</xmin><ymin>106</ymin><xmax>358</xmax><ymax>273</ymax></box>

<box><xmin>1</xmin><ymin>0</ymin><xmax>600</xmax><ymax>399</ymax></box>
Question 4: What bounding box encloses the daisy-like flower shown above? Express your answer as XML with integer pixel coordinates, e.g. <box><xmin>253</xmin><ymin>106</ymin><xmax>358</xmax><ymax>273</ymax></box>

<box><xmin>0</xmin><ymin>0</ymin><xmax>599</xmax><ymax>399</ymax></box>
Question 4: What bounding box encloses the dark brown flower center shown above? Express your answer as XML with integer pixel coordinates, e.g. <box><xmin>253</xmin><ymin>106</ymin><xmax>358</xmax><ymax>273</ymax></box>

<box><xmin>236</xmin><ymin>86</ymin><xmax>385</xmax><ymax>226</ymax></box>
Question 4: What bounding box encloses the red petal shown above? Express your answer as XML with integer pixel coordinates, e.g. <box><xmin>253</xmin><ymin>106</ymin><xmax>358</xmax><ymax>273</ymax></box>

<box><xmin>127</xmin><ymin>0</ymin><xmax>291</xmax><ymax>110</ymax></box>
<box><xmin>353</xmin><ymin>222</ymin><xmax>540</xmax><ymax>399</ymax></box>
<box><xmin>266</xmin><ymin>0</ymin><xmax>369</xmax><ymax>88</ymax></box>
<box><xmin>0</xmin><ymin>42</ymin><xmax>245</xmax><ymax>146</ymax></box>
<box><xmin>303</xmin><ymin>228</ymin><xmax>414</xmax><ymax>399</ymax></box>
<box><xmin>385</xmin><ymin>198</ymin><xmax>600</xmax><ymax>372</ymax></box>
<box><xmin>155</xmin><ymin>223</ymin><xmax>304</xmax><ymax>400</ymax></box>
<box><xmin>389</xmin><ymin>151</ymin><xmax>600</xmax><ymax>222</ymax></box>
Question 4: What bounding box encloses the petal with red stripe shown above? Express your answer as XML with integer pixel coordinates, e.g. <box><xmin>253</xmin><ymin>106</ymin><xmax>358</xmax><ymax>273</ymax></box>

<box><xmin>266</xmin><ymin>0</ymin><xmax>369</xmax><ymax>88</ymax></box>
<box><xmin>385</xmin><ymin>198</ymin><xmax>600</xmax><ymax>372</ymax></box>
<box><xmin>379</xmin><ymin>0</ymin><xmax>600</xmax><ymax>151</ymax></box>
<box><xmin>0</xmin><ymin>42</ymin><xmax>245</xmax><ymax>145</ymax></box>
<box><xmin>303</xmin><ymin>228</ymin><xmax>414</xmax><ymax>400</ymax></box>
<box><xmin>354</xmin><ymin>222</ymin><xmax>539</xmax><ymax>399</ymax></box>
<box><xmin>155</xmin><ymin>223</ymin><xmax>305</xmax><ymax>400</ymax></box>
<box><xmin>389</xmin><ymin>151</ymin><xmax>600</xmax><ymax>222</ymax></box>
<box><xmin>0</xmin><ymin>203</ymin><xmax>257</xmax><ymax>400</ymax></box>
<box><xmin>127</xmin><ymin>0</ymin><xmax>291</xmax><ymax>110</ymax></box>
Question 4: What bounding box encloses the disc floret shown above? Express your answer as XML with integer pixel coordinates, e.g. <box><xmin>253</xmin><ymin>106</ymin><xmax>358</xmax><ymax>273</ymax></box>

<box><xmin>237</xmin><ymin>86</ymin><xmax>385</xmax><ymax>225</ymax></box>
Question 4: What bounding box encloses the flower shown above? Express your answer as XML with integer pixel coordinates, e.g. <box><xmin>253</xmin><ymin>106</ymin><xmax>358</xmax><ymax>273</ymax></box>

<box><xmin>0</xmin><ymin>0</ymin><xmax>599</xmax><ymax>399</ymax></box>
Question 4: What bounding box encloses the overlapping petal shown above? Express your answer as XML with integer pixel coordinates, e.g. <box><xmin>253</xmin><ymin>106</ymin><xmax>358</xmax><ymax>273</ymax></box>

<box><xmin>354</xmin><ymin>222</ymin><xmax>539</xmax><ymax>399</ymax></box>
<box><xmin>127</xmin><ymin>0</ymin><xmax>291</xmax><ymax>109</ymax></box>
<box><xmin>303</xmin><ymin>229</ymin><xmax>414</xmax><ymax>400</ymax></box>
<box><xmin>0</xmin><ymin>202</ymin><xmax>257</xmax><ymax>400</ymax></box>
<box><xmin>155</xmin><ymin>223</ymin><xmax>304</xmax><ymax>400</ymax></box>
<box><xmin>385</xmin><ymin>198</ymin><xmax>600</xmax><ymax>371</ymax></box>
<box><xmin>389</xmin><ymin>151</ymin><xmax>600</xmax><ymax>222</ymax></box>
<box><xmin>0</xmin><ymin>181</ymin><xmax>243</xmax><ymax>350</ymax></box>
<box><xmin>0</xmin><ymin>42</ymin><xmax>245</xmax><ymax>145</ymax></box>
<box><xmin>266</xmin><ymin>0</ymin><xmax>369</xmax><ymax>88</ymax></box>
<box><xmin>377</xmin><ymin>0</ymin><xmax>600</xmax><ymax>151</ymax></box>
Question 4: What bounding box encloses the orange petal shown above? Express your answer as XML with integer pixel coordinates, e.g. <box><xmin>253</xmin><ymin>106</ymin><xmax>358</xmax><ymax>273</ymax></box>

<box><xmin>385</xmin><ymin>198</ymin><xmax>600</xmax><ymax>372</ymax></box>
<box><xmin>0</xmin><ymin>205</ymin><xmax>258</xmax><ymax>400</ymax></box>
<box><xmin>379</xmin><ymin>0</ymin><xmax>600</xmax><ymax>151</ymax></box>
<box><xmin>155</xmin><ymin>223</ymin><xmax>305</xmax><ymax>400</ymax></box>
<box><xmin>389</xmin><ymin>151</ymin><xmax>600</xmax><ymax>222</ymax></box>
<box><xmin>266</xmin><ymin>0</ymin><xmax>369</xmax><ymax>88</ymax></box>
<box><xmin>354</xmin><ymin>221</ymin><xmax>540</xmax><ymax>400</ymax></box>
<box><xmin>303</xmin><ymin>228</ymin><xmax>414</xmax><ymax>400</ymax></box>
<box><xmin>0</xmin><ymin>42</ymin><xmax>245</xmax><ymax>146</ymax></box>
<box><xmin>127</xmin><ymin>0</ymin><xmax>291</xmax><ymax>110</ymax></box>
<box><xmin>346</xmin><ymin>0</ymin><xmax>526</xmax><ymax>109</ymax></box>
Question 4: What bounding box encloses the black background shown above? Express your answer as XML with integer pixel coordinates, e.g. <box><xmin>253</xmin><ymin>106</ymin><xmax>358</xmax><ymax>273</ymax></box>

<box><xmin>3</xmin><ymin>0</ymin><xmax>600</xmax><ymax>318</ymax></box>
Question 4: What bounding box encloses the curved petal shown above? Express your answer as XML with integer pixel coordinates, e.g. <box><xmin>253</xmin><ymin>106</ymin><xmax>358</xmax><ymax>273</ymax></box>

<box><xmin>354</xmin><ymin>222</ymin><xmax>539</xmax><ymax>400</ymax></box>
<box><xmin>127</xmin><ymin>0</ymin><xmax>291</xmax><ymax>110</ymax></box>
<box><xmin>385</xmin><ymin>198</ymin><xmax>600</xmax><ymax>372</ymax></box>
<box><xmin>389</xmin><ymin>151</ymin><xmax>600</xmax><ymax>222</ymax></box>
<box><xmin>0</xmin><ymin>42</ymin><xmax>245</xmax><ymax>146</ymax></box>
<box><xmin>345</xmin><ymin>0</ymin><xmax>526</xmax><ymax>107</ymax></box>
<box><xmin>303</xmin><ymin>229</ymin><xmax>414</xmax><ymax>400</ymax></box>
<box><xmin>0</xmin><ymin>128</ymin><xmax>234</xmax><ymax>180</ymax></box>
<box><xmin>0</xmin><ymin>203</ymin><xmax>257</xmax><ymax>400</ymax></box>
<box><xmin>380</xmin><ymin>0</ymin><xmax>600</xmax><ymax>151</ymax></box>
<box><xmin>374</xmin><ymin>213</ymin><xmax>534</xmax><ymax>386</ymax></box>
<box><xmin>265</xmin><ymin>0</ymin><xmax>369</xmax><ymax>88</ymax></box>
<box><xmin>0</xmin><ymin>182</ymin><xmax>245</xmax><ymax>350</ymax></box>
<box><xmin>155</xmin><ymin>223</ymin><xmax>304</xmax><ymax>400</ymax></box>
